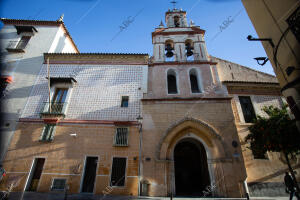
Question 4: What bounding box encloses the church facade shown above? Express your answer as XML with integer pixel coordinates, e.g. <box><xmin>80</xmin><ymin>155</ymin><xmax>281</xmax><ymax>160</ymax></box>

<box><xmin>1</xmin><ymin>7</ymin><xmax>297</xmax><ymax>198</ymax></box>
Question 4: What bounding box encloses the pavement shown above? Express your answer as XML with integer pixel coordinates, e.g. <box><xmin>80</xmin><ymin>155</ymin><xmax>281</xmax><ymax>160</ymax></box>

<box><xmin>3</xmin><ymin>192</ymin><xmax>290</xmax><ymax>200</ymax></box>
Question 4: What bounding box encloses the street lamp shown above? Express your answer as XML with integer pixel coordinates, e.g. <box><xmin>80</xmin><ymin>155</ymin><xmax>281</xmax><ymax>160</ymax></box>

<box><xmin>254</xmin><ymin>57</ymin><xmax>269</xmax><ymax>66</ymax></box>
<box><xmin>247</xmin><ymin>35</ymin><xmax>274</xmax><ymax>48</ymax></box>
<box><xmin>136</xmin><ymin>115</ymin><xmax>143</xmax><ymax>196</ymax></box>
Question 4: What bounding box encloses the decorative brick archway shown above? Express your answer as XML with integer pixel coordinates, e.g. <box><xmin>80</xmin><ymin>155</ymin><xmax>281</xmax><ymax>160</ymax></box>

<box><xmin>156</xmin><ymin>117</ymin><xmax>231</xmax><ymax>161</ymax></box>
<box><xmin>155</xmin><ymin>117</ymin><xmax>233</xmax><ymax>197</ymax></box>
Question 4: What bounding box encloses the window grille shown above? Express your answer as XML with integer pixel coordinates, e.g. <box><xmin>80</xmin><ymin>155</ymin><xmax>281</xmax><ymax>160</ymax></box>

<box><xmin>51</xmin><ymin>178</ymin><xmax>66</xmax><ymax>191</ymax></box>
<box><xmin>287</xmin><ymin>6</ymin><xmax>300</xmax><ymax>43</ymax></box>
<box><xmin>114</xmin><ymin>128</ymin><xmax>128</xmax><ymax>146</ymax></box>
<box><xmin>40</xmin><ymin>124</ymin><xmax>56</xmax><ymax>142</ymax></box>
<box><xmin>239</xmin><ymin>96</ymin><xmax>256</xmax><ymax>123</ymax></box>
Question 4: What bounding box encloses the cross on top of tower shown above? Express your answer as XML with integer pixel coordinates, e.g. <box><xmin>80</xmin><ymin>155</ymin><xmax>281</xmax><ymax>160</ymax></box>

<box><xmin>170</xmin><ymin>0</ymin><xmax>177</xmax><ymax>9</ymax></box>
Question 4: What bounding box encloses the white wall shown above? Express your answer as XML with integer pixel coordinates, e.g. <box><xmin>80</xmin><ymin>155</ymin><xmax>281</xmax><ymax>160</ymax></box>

<box><xmin>0</xmin><ymin>23</ymin><xmax>78</xmax><ymax>162</ymax></box>
<box><xmin>49</xmin><ymin>26</ymin><xmax>77</xmax><ymax>53</ymax></box>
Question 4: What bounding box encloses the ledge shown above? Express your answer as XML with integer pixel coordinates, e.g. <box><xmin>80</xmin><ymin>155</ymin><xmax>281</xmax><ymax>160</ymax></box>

<box><xmin>149</xmin><ymin>61</ymin><xmax>217</xmax><ymax>66</ymax></box>
<box><xmin>6</xmin><ymin>48</ymin><xmax>25</xmax><ymax>53</ymax></box>
<box><xmin>142</xmin><ymin>97</ymin><xmax>232</xmax><ymax>101</ymax></box>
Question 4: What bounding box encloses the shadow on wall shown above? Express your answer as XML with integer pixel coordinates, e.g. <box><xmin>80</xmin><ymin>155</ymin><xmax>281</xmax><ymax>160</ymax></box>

<box><xmin>249</xmin><ymin>163</ymin><xmax>300</xmax><ymax>184</ymax></box>
<box><xmin>0</xmin><ymin>31</ymin><xmax>19</xmax><ymax>40</ymax></box>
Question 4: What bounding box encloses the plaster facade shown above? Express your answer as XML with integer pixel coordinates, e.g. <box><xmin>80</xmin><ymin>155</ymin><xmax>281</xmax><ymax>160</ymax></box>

<box><xmin>0</xmin><ymin>7</ymin><xmax>297</xmax><ymax>199</ymax></box>
<box><xmin>242</xmin><ymin>0</ymin><xmax>300</xmax><ymax>130</ymax></box>
<box><xmin>0</xmin><ymin>19</ymin><xmax>78</xmax><ymax>163</ymax></box>
<box><xmin>218</xmin><ymin>56</ymin><xmax>300</xmax><ymax>197</ymax></box>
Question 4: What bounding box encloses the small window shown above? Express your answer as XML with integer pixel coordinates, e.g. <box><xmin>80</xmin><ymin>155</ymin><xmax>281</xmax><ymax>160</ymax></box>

<box><xmin>121</xmin><ymin>96</ymin><xmax>129</xmax><ymax>107</ymax></box>
<box><xmin>189</xmin><ymin>69</ymin><xmax>201</xmax><ymax>93</ymax></box>
<box><xmin>114</xmin><ymin>127</ymin><xmax>128</xmax><ymax>146</ymax></box>
<box><xmin>40</xmin><ymin>124</ymin><xmax>56</xmax><ymax>142</ymax></box>
<box><xmin>51</xmin><ymin>178</ymin><xmax>66</xmax><ymax>191</ymax></box>
<box><xmin>167</xmin><ymin>69</ymin><xmax>178</xmax><ymax>94</ymax></box>
<box><xmin>110</xmin><ymin>157</ymin><xmax>127</xmax><ymax>186</ymax></box>
<box><xmin>239</xmin><ymin>96</ymin><xmax>256</xmax><ymax>123</ymax></box>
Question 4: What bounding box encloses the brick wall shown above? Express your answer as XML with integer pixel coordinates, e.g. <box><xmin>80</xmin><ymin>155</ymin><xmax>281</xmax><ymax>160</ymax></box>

<box><xmin>1</xmin><ymin>122</ymin><xmax>140</xmax><ymax>195</ymax></box>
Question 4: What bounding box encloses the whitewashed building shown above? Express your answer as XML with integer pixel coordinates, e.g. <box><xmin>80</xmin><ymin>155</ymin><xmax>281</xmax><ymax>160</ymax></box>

<box><xmin>0</xmin><ymin>18</ymin><xmax>79</xmax><ymax>162</ymax></box>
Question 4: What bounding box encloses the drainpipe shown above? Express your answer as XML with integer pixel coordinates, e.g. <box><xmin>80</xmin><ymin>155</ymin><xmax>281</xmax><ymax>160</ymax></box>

<box><xmin>243</xmin><ymin>179</ymin><xmax>250</xmax><ymax>200</ymax></box>
<box><xmin>137</xmin><ymin>116</ymin><xmax>143</xmax><ymax>196</ymax></box>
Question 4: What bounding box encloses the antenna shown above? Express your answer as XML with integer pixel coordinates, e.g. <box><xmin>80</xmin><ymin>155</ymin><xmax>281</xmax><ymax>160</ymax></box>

<box><xmin>170</xmin><ymin>0</ymin><xmax>177</xmax><ymax>9</ymax></box>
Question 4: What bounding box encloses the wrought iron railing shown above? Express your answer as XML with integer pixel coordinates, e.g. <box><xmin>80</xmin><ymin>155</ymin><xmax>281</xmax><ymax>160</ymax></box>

<box><xmin>41</xmin><ymin>102</ymin><xmax>67</xmax><ymax>115</ymax></box>
<box><xmin>6</xmin><ymin>41</ymin><xmax>28</xmax><ymax>51</ymax></box>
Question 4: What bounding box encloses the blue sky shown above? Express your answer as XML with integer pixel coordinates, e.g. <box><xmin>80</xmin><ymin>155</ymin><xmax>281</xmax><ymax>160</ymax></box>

<box><xmin>0</xmin><ymin>0</ymin><xmax>275</xmax><ymax>75</ymax></box>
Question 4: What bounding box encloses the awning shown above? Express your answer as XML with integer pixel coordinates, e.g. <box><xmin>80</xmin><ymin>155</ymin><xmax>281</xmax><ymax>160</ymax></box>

<box><xmin>15</xmin><ymin>26</ymin><xmax>38</xmax><ymax>35</ymax></box>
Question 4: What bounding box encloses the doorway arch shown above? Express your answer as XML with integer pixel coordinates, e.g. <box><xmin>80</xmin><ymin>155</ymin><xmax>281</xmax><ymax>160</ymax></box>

<box><xmin>174</xmin><ymin>139</ymin><xmax>211</xmax><ymax>196</ymax></box>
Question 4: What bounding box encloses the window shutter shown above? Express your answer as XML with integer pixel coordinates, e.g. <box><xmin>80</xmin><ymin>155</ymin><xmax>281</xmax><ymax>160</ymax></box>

<box><xmin>40</xmin><ymin>126</ymin><xmax>47</xmax><ymax>141</ymax></box>
<box><xmin>49</xmin><ymin>125</ymin><xmax>56</xmax><ymax>141</ymax></box>
<box><xmin>40</xmin><ymin>125</ymin><xmax>56</xmax><ymax>142</ymax></box>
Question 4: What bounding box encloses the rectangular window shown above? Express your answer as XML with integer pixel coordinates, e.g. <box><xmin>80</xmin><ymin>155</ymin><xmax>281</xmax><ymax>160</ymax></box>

<box><xmin>121</xmin><ymin>96</ymin><xmax>129</xmax><ymax>107</ymax></box>
<box><xmin>239</xmin><ymin>96</ymin><xmax>256</xmax><ymax>123</ymax></box>
<box><xmin>114</xmin><ymin>128</ymin><xmax>128</xmax><ymax>146</ymax></box>
<box><xmin>40</xmin><ymin>124</ymin><xmax>56</xmax><ymax>142</ymax></box>
<box><xmin>51</xmin><ymin>178</ymin><xmax>66</xmax><ymax>191</ymax></box>
<box><xmin>110</xmin><ymin>157</ymin><xmax>126</xmax><ymax>187</ymax></box>
<box><xmin>51</xmin><ymin>88</ymin><xmax>68</xmax><ymax>113</ymax></box>
<box><xmin>16</xmin><ymin>36</ymin><xmax>31</xmax><ymax>49</ymax></box>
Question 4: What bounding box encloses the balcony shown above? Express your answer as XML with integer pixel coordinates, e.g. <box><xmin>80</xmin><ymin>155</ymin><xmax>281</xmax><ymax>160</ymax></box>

<box><xmin>40</xmin><ymin>102</ymin><xmax>68</xmax><ymax>118</ymax></box>
<box><xmin>6</xmin><ymin>41</ymin><xmax>28</xmax><ymax>53</ymax></box>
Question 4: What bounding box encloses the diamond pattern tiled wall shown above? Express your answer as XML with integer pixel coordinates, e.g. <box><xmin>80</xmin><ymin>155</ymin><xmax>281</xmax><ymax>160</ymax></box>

<box><xmin>21</xmin><ymin>64</ymin><xmax>145</xmax><ymax>121</ymax></box>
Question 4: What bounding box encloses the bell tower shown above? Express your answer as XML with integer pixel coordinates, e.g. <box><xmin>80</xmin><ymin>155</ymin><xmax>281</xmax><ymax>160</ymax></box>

<box><xmin>152</xmin><ymin>6</ymin><xmax>209</xmax><ymax>63</ymax></box>
<box><xmin>165</xmin><ymin>8</ymin><xmax>188</xmax><ymax>28</ymax></box>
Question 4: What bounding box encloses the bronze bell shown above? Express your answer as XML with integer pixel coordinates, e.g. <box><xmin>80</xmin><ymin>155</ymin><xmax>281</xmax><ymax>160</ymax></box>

<box><xmin>186</xmin><ymin>44</ymin><xmax>194</xmax><ymax>57</ymax></box>
<box><xmin>165</xmin><ymin>44</ymin><xmax>174</xmax><ymax>58</ymax></box>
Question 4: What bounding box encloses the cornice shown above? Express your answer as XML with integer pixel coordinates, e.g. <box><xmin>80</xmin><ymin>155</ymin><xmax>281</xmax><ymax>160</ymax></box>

<box><xmin>149</xmin><ymin>61</ymin><xmax>217</xmax><ymax>66</ymax></box>
<box><xmin>44</xmin><ymin>53</ymin><xmax>149</xmax><ymax>65</ymax></box>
